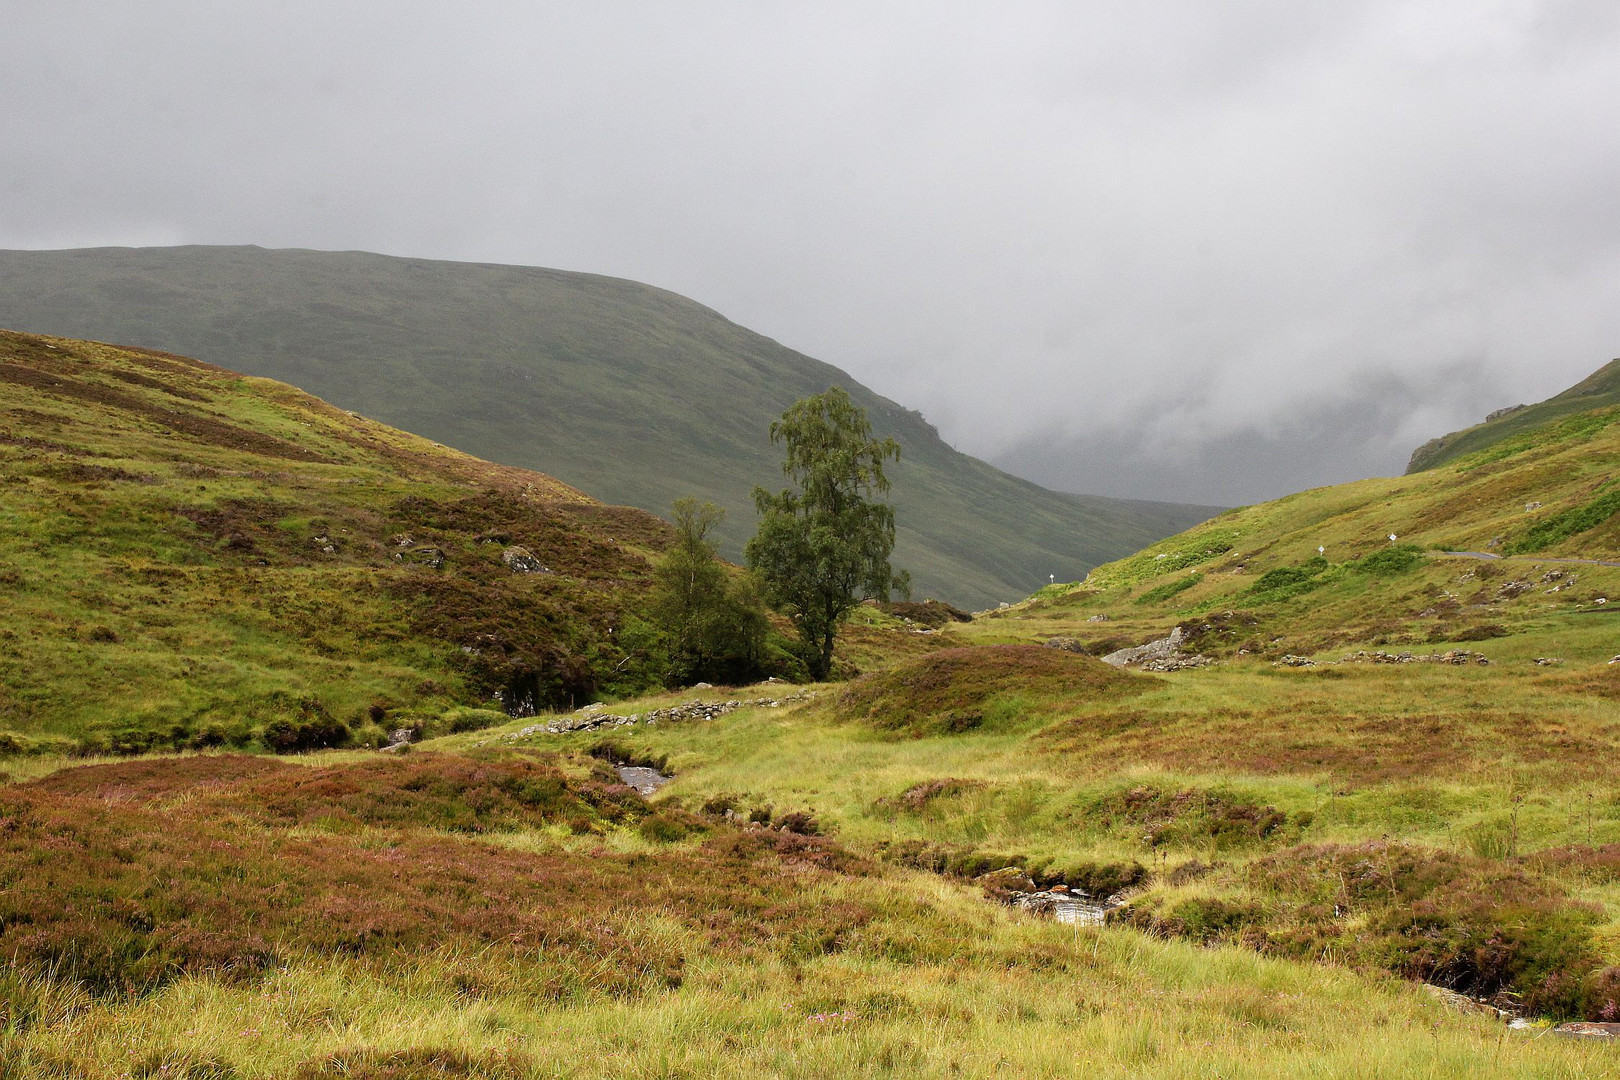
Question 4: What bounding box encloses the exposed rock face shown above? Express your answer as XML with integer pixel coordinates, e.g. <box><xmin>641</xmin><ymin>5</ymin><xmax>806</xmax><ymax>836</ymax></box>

<box><xmin>500</xmin><ymin>545</ymin><xmax>550</xmax><ymax>574</ymax></box>
<box><xmin>1101</xmin><ymin>627</ymin><xmax>1212</xmax><ymax>671</ymax></box>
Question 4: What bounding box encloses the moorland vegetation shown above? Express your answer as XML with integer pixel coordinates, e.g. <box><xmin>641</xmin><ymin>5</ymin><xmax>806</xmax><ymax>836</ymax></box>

<box><xmin>3</xmin><ymin>334</ymin><xmax>1620</xmax><ymax>1076</ymax></box>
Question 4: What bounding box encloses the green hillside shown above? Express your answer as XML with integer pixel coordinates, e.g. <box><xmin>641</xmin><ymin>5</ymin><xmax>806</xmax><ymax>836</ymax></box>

<box><xmin>1407</xmin><ymin>356</ymin><xmax>1620</xmax><ymax>473</ymax></box>
<box><xmin>7</xmin><ymin>330</ymin><xmax>1620</xmax><ymax>1073</ymax></box>
<box><xmin>0</xmin><ymin>328</ymin><xmax>686</xmax><ymax>754</ymax></box>
<box><xmin>0</xmin><ymin>245</ymin><xmax>1218</xmax><ymax>609</ymax></box>
<box><xmin>999</xmin><ymin>374</ymin><xmax>1620</xmax><ymax>659</ymax></box>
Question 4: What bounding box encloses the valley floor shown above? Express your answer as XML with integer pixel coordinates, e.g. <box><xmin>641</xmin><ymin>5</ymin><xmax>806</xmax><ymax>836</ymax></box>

<box><xmin>8</xmin><ymin>636</ymin><xmax>1620</xmax><ymax>1077</ymax></box>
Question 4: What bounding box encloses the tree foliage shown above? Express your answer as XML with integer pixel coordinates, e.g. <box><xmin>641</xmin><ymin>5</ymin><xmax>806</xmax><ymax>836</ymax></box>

<box><xmin>650</xmin><ymin>498</ymin><xmax>768</xmax><ymax>686</ymax></box>
<box><xmin>746</xmin><ymin>387</ymin><xmax>908</xmax><ymax>680</ymax></box>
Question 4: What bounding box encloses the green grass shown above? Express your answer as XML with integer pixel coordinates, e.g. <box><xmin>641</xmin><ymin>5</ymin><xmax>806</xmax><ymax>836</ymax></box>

<box><xmin>0</xmin><ymin>246</ymin><xmax>1222</xmax><ymax>609</ymax></box>
<box><xmin>1408</xmin><ymin>359</ymin><xmax>1620</xmax><ymax>472</ymax></box>
<box><xmin>6</xmin><ymin>333</ymin><xmax>1620</xmax><ymax>1074</ymax></box>
<box><xmin>0</xmin><ymin>330</ymin><xmax>686</xmax><ymax>754</ymax></box>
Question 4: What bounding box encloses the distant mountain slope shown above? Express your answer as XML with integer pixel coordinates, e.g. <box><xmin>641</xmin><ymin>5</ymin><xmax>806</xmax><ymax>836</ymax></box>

<box><xmin>1407</xmin><ymin>357</ymin><xmax>1620</xmax><ymax>473</ymax></box>
<box><xmin>0</xmin><ymin>329</ymin><xmax>679</xmax><ymax>753</ymax></box>
<box><xmin>1001</xmin><ymin>381</ymin><xmax>1620</xmax><ymax>659</ymax></box>
<box><xmin>0</xmin><ymin>246</ymin><xmax>1218</xmax><ymax>608</ymax></box>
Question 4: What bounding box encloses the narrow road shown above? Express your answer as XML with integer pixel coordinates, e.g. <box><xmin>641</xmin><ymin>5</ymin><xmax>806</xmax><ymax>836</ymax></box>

<box><xmin>1437</xmin><ymin>551</ymin><xmax>1620</xmax><ymax>568</ymax></box>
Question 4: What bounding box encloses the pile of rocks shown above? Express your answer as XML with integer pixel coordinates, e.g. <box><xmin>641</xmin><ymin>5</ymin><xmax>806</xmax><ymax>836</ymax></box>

<box><xmin>1101</xmin><ymin>627</ymin><xmax>1213</xmax><ymax>672</ymax></box>
<box><xmin>505</xmin><ymin>692</ymin><xmax>814</xmax><ymax>738</ymax></box>
<box><xmin>1340</xmin><ymin>649</ymin><xmax>1490</xmax><ymax>666</ymax></box>
<box><xmin>1274</xmin><ymin>654</ymin><xmax>1317</xmax><ymax>668</ymax></box>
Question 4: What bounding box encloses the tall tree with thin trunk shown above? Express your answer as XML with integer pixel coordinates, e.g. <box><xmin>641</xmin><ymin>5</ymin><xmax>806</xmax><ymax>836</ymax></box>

<box><xmin>650</xmin><ymin>498</ymin><xmax>766</xmax><ymax>686</ymax></box>
<box><xmin>746</xmin><ymin>387</ymin><xmax>908</xmax><ymax>680</ymax></box>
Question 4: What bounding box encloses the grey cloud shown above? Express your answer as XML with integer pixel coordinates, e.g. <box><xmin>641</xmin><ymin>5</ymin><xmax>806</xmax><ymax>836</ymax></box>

<box><xmin>3</xmin><ymin>1</ymin><xmax>1618</xmax><ymax>503</ymax></box>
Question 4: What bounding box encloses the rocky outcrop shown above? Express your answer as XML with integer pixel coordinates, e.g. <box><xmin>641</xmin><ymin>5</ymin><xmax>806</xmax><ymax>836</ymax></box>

<box><xmin>500</xmin><ymin>545</ymin><xmax>550</xmax><ymax>574</ymax></box>
<box><xmin>1101</xmin><ymin>627</ymin><xmax>1212</xmax><ymax>672</ymax></box>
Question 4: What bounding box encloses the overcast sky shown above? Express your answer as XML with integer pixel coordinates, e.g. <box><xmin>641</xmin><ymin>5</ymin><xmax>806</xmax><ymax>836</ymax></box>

<box><xmin>4</xmin><ymin>1</ymin><xmax>1619</xmax><ymax>504</ymax></box>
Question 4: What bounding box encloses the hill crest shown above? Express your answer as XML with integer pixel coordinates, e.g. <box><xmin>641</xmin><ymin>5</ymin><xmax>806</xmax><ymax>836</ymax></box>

<box><xmin>0</xmin><ymin>245</ymin><xmax>1219</xmax><ymax>608</ymax></box>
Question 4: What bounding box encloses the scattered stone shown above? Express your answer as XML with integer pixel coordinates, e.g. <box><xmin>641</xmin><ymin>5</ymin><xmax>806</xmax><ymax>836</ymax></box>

<box><xmin>1274</xmin><ymin>655</ymin><xmax>1317</xmax><ymax>668</ymax></box>
<box><xmin>691</xmin><ymin>681</ymin><xmax>714</xmax><ymax>689</ymax></box>
<box><xmin>506</xmin><ymin>692</ymin><xmax>816</xmax><ymax>738</ymax></box>
<box><xmin>1339</xmin><ymin>649</ymin><xmax>1489</xmax><ymax>666</ymax></box>
<box><xmin>500</xmin><ymin>545</ymin><xmax>550</xmax><ymax>574</ymax></box>
<box><xmin>1101</xmin><ymin>627</ymin><xmax>1212</xmax><ymax>671</ymax></box>
<box><xmin>391</xmin><ymin>533</ymin><xmax>415</xmax><ymax>548</ymax></box>
<box><xmin>1534</xmin><ymin>657</ymin><xmax>1565</xmax><ymax>666</ymax></box>
<box><xmin>1524</xmin><ymin>501</ymin><xmax>1544</xmax><ymax>512</ymax></box>
<box><xmin>1609</xmin><ymin>656</ymin><xmax>1620</xmax><ymax>665</ymax></box>
<box><xmin>1086</xmin><ymin>614</ymin><xmax>1110</xmax><ymax>623</ymax></box>
<box><xmin>476</xmin><ymin>530</ymin><xmax>512</xmax><ymax>545</ymax></box>
<box><xmin>1496</xmin><ymin>580</ymin><xmax>1533</xmax><ymax>600</ymax></box>
<box><xmin>1044</xmin><ymin>637</ymin><xmax>1086</xmax><ymax>654</ymax></box>
<box><xmin>1552</xmin><ymin>1022</ymin><xmax>1620</xmax><ymax>1040</ymax></box>
<box><xmin>386</xmin><ymin>727</ymin><xmax>416</xmax><ymax>746</ymax></box>
<box><xmin>394</xmin><ymin>546</ymin><xmax>445</xmax><ymax>569</ymax></box>
<box><xmin>998</xmin><ymin>602</ymin><xmax>1011</xmax><ymax>610</ymax></box>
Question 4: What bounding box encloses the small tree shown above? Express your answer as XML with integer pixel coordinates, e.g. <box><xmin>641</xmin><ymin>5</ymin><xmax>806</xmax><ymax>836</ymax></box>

<box><xmin>746</xmin><ymin>387</ymin><xmax>908</xmax><ymax>680</ymax></box>
<box><xmin>650</xmin><ymin>498</ymin><xmax>767</xmax><ymax>686</ymax></box>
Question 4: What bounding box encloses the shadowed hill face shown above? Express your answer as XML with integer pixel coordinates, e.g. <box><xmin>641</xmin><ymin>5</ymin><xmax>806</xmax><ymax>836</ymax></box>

<box><xmin>1407</xmin><ymin>358</ymin><xmax>1620</xmax><ymax>473</ymax></box>
<box><xmin>0</xmin><ymin>245</ymin><xmax>1220</xmax><ymax>608</ymax></box>
<box><xmin>0</xmin><ymin>329</ymin><xmax>675</xmax><ymax>752</ymax></box>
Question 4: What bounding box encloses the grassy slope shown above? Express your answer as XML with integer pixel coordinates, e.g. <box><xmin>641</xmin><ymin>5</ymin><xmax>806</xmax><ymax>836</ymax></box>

<box><xmin>10</xmin><ymin>339</ymin><xmax>1620</xmax><ymax>1074</ymax></box>
<box><xmin>1408</xmin><ymin>356</ymin><xmax>1620</xmax><ymax>472</ymax></box>
<box><xmin>0</xmin><ymin>245</ymin><xmax>1220</xmax><ymax>609</ymax></box>
<box><xmin>999</xmin><ymin>392</ymin><xmax>1620</xmax><ymax>662</ymax></box>
<box><xmin>0</xmin><ymin>329</ymin><xmax>682</xmax><ymax>752</ymax></box>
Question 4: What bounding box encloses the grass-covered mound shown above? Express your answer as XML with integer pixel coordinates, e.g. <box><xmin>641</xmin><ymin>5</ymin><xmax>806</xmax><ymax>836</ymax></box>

<box><xmin>0</xmin><ymin>330</ymin><xmax>688</xmax><ymax>756</ymax></box>
<box><xmin>839</xmin><ymin>645</ymin><xmax>1150</xmax><ymax>737</ymax></box>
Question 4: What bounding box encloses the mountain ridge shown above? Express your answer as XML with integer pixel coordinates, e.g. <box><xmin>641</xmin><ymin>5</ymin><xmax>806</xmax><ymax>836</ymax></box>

<box><xmin>1407</xmin><ymin>356</ymin><xmax>1620</xmax><ymax>473</ymax></box>
<box><xmin>0</xmin><ymin>245</ymin><xmax>1220</xmax><ymax>608</ymax></box>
